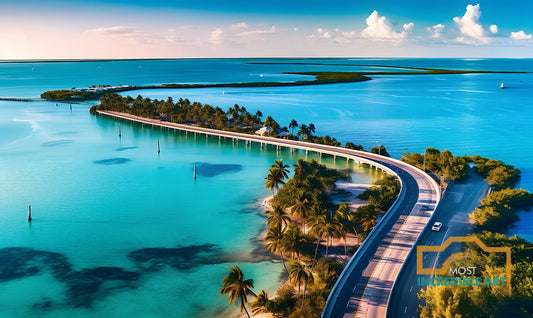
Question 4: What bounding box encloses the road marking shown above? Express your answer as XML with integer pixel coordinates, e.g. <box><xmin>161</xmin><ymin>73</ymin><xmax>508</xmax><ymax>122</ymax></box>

<box><xmin>404</xmin><ymin>306</ymin><xmax>408</xmax><ymax>313</ymax></box>
<box><xmin>409</xmin><ymin>286</ymin><xmax>413</xmax><ymax>293</ymax></box>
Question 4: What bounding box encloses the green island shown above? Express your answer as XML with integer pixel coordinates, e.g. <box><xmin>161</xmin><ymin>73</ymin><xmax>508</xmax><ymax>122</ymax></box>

<box><xmin>91</xmin><ymin>93</ymin><xmax>533</xmax><ymax>317</ymax></box>
<box><xmin>41</xmin><ymin>64</ymin><xmax>529</xmax><ymax>101</ymax></box>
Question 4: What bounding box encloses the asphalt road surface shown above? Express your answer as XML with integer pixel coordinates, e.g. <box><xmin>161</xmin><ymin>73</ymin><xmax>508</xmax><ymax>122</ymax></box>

<box><xmin>387</xmin><ymin>170</ymin><xmax>488</xmax><ymax>318</ymax></box>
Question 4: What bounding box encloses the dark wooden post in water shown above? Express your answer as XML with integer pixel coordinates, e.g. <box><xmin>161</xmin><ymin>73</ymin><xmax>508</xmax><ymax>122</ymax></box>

<box><xmin>194</xmin><ymin>165</ymin><xmax>197</xmax><ymax>180</ymax></box>
<box><xmin>118</xmin><ymin>124</ymin><xmax>121</xmax><ymax>137</ymax></box>
<box><xmin>28</xmin><ymin>205</ymin><xmax>32</xmax><ymax>222</ymax></box>
<box><xmin>157</xmin><ymin>139</ymin><xmax>160</xmax><ymax>153</ymax></box>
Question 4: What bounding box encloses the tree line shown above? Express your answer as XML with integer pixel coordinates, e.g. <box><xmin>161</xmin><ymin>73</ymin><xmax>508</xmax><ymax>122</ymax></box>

<box><xmin>90</xmin><ymin>93</ymin><xmax>393</xmax><ymax>154</ymax></box>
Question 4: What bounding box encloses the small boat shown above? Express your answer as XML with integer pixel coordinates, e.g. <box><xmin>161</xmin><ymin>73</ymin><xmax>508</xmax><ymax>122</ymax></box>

<box><xmin>500</xmin><ymin>82</ymin><xmax>504</xmax><ymax>89</ymax></box>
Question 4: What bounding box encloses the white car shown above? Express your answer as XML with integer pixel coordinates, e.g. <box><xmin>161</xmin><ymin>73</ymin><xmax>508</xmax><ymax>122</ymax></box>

<box><xmin>432</xmin><ymin>222</ymin><xmax>443</xmax><ymax>232</ymax></box>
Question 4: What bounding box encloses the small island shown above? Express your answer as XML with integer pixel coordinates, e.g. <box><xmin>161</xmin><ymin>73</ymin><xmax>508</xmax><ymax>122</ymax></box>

<box><xmin>39</xmin><ymin>64</ymin><xmax>529</xmax><ymax>101</ymax></box>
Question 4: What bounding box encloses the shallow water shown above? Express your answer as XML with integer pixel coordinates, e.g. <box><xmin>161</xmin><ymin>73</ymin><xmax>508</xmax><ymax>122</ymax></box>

<box><xmin>0</xmin><ymin>98</ymin><xmax>377</xmax><ymax>317</ymax></box>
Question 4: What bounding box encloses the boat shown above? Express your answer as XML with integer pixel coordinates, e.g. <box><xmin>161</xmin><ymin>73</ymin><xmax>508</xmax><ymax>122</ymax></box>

<box><xmin>500</xmin><ymin>82</ymin><xmax>504</xmax><ymax>89</ymax></box>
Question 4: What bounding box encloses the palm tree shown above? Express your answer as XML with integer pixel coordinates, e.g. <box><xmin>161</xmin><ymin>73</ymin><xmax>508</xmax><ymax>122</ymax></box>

<box><xmin>265</xmin><ymin>225</ymin><xmax>289</xmax><ymax>275</ymax></box>
<box><xmin>334</xmin><ymin>203</ymin><xmax>354</xmax><ymax>256</ymax></box>
<box><xmin>265</xmin><ymin>204</ymin><xmax>291</xmax><ymax>229</ymax></box>
<box><xmin>310</xmin><ymin>191</ymin><xmax>328</xmax><ymax>215</ymax></box>
<box><xmin>251</xmin><ymin>290</ymin><xmax>269</xmax><ymax>316</ymax></box>
<box><xmin>272</xmin><ymin>159</ymin><xmax>290</xmax><ymax>179</ymax></box>
<box><xmin>290</xmin><ymin>190</ymin><xmax>311</xmax><ymax>234</ymax></box>
<box><xmin>293</xmin><ymin>159</ymin><xmax>310</xmax><ymax>180</ymax></box>
<box><xmin>307</xmin><ymin>206</ymin><xmax>328</xmax><ymax>263</ymax></box>
<box><xmin>220</xmin><ymin>266</ymin><xmax>257</xmax><ymax>318</ymax></box>
<box><xmin>322</xmin><ymin>218</ymin><xmax>341</xmax><ymax>258</ymax></box>
<box><xmin>282</xmin><ymin>223</ymin><xmax>307</xmax><ymax>262</ymax></box>
<box><xmin>356</xmin><ymin>204</ymin><xmax>377</xmax><ymax>232</ymax></box>
<box><xmin>289</xmin><ymin>260</ymin><xmax>314</xmax><ymax>295</ymax></box>
<box><xmin>289</xmin><ymin>119</ymin><xmax>298</xmax><ymax>135</ymax></box>
<box><xmin>308</xmin><ymin>123</ymin><xmax>316</xmax><ymax>135</ymax></box>
<box><xmin>264</xmin><ymin>168</ymin><xmax>285</xmax><ymax>195</ymax></box>
<box><xmin>297</xmin><ymin>124</ymin><xmax>309</xmax><ymax>140</ymax></box>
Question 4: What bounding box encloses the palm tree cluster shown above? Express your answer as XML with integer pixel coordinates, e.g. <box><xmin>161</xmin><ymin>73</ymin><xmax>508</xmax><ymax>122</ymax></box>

<box><xmin>222</xmin><ymin>159</ymin><xmax>395</xmax><ymax>317</ymax></box>
<box><xmin>260</xmin><ymin>159</ymin><xmax>384</xmax><ymax>317</ymax></box>
<box><xmin>93</xmin><ymin>94</ymin><xmax>394</xmax><ymax>156</ymax></box>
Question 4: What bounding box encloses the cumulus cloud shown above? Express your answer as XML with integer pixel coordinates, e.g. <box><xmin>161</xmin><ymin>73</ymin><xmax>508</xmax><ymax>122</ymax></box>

<box><xmin>403</xmin><ymin>22</ymin><xmax>414</xmax><ymax>32</ymax></box>
<box><xmin>310</xmin><ymin>28</ymin><xmax>356</xmax><ymax>43</ymax></box>
<box><xmin>453</xmin><ymin>4</ymin><xmax>488</xmax><ymax>43</ymax></box>
<box><xmin>426</xmin><ymin>24</ymin><xmax>445</xmax><ymax>38</ymax></box>
<box><xmin>510</xmin><ymin>30</ymin><xmax>532</xmax><ymax>40</ymax></box>
<box><xmin>231</xmin><ymin>22</ymin><xmax>248</xmax><ymax>29</ymax></box>
<box><xmin>490</xmin><ymin>25</ymin><xmax>498</xmax><ymax>34</ymax></box>
<box><xmin>361</xmin><ymin>11</ymin><xmax>409</xmax><ymax>41</ymax></box>
<box><xmin>235</xmin><ymin>26</ymin><xmax>276</xmax><ymax>37</ymax></box>
<box><xmin>317</xmin><ymin>28</ymin><xmax>331</xmax><ymax>38</ymax></box>
<box><xmin>342</xmin><ymin>30</ymin><xmax>357</xmax><ymax>38</ymax></box>
<box><xmin>208</xmin><ymin>28</ymin><xmax>224</xmax><ymax>45</ymax></box>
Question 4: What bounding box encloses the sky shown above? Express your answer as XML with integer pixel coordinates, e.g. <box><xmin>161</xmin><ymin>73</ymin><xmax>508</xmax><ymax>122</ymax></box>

<box><xmin>1</xmin><ymin>0</ymin><xmax>532</xmax><ymax>59</ymax></box>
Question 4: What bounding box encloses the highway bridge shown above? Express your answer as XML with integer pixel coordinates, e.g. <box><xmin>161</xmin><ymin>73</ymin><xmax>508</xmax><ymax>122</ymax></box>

<box><xmin>96</xmin><ymin>110</ymin><xmax>441</xmax><ymax>318</ymax></box>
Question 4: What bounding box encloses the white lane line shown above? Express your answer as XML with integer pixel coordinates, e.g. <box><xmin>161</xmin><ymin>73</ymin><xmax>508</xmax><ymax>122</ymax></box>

<box><xmin>409</xmin><ymin>286</ymin><xmax>413</xmax><ymax>293</ymax></box>
<box><xmin>404</xmin><ymin>306</ymin><xmax>408</xmax><ymax>313</ymax></box>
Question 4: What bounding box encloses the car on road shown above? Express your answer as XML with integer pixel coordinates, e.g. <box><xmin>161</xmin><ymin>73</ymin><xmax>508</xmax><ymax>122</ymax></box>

<box><xmin>432</xmin><ymin>222</ymin><xmax>443</xmax><ymax>232</ymax></box>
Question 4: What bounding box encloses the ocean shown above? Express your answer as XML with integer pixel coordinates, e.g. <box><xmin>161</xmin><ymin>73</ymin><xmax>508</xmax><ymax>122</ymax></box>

<box><xmin>0</xmin><ymin>58</ymin><xmax>532</xmax><ymax>317</ymax></box>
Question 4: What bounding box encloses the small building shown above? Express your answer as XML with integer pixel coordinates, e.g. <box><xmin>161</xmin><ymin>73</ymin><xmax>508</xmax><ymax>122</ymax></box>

<box><xmin>255</xmin><ymin>126</ymin><xmax>289</xmax><ymax>138</ymax></box>
<box><xmin>255</xmin><ymin>126</ymin><xmax>272</xmax><ymax>136</ymax></box>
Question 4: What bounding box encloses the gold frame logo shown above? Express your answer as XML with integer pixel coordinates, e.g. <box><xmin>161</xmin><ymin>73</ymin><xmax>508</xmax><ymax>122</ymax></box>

<box><xmin>417</xmin><ymin>236</ymin><xmax>512</xmax><ymax>292</ymax></box>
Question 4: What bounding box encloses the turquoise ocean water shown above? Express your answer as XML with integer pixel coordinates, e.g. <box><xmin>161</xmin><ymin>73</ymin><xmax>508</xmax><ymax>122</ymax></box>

<box><xmin>1</xmin><ymin>58</ymin><xmax>532</xmax><ymax>317</ymax></box>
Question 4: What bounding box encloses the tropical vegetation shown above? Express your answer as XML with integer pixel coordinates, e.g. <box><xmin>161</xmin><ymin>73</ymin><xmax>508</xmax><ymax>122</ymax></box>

<box><xmin>417</xmin><ymin>151</ymin><xmax>533</xmax><ymax>317</ymax></box>
<box><xmin>221</xmin><ymin>158</ymin><xmax>400</xmax><ymax>317</ymax></box>
<box><xmin>90</xmin><ymin>93</ymin><xmax>394</xmax><ymax>153</ymax></box>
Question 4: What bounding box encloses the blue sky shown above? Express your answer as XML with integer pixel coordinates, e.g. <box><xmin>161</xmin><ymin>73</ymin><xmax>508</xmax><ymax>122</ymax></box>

<box><xmin>1</xmin><ymin>1</ymin><xmax>532</xmax><ymax>59</ymax></box>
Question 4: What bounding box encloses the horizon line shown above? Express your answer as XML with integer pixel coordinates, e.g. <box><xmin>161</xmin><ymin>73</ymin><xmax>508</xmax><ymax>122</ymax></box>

<box><xmin>2</xmin><ymin>57</ymin><xmax>533</xmax><ymax>63</ymax></box>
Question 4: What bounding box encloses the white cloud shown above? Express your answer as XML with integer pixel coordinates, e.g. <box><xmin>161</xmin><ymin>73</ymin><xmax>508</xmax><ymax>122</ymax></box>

<box><xmin>510</xmin><ymin>30</ymin><xmax>532</xmax><ymax>40</ymax></box>
<box><xmin>85</xmin><ymin>26</ymin><xmax>139</xmax><ymax>36</ymax></box>
<box><xmin>84</xmin><ymin>25</ymin><xmax>159</xmax><ymax>44</ymax></box>
<box><xmin>341</xmin><ymin>30</ymin><xmax>357</xmax><ymax>38</ymax></box>
<box><xmin>208</xmin><ymin>28</ymin><xmax>224</xmax><ymax>45</ymax></box>
<box><xmin>426</xmin><ymin>24</ymin><xmax>445</xmax><ymax>38</ymax></box>
<box><xmin>231</xmin><ymin>22</ymin><xmax>248</xmax><ymax>29</ymax></box>
<box><xmin>453</xmin><ymin>4</ymin><xmax>487</xmax><ymax>43</ymax></box>
<box><xmin>490</xmin><ymin>25</ymin><xmax>498</xmax><ymax>34</ymax></box>
<box><xmin>235</xmin><ymin>26</ymin><xmax>276</xmax><ymax>37</ymax></box>
<box><xmin>317</xmin><ymin>28</ymin><xmax>331</xmax><ymax>39</ymax></box>
<box><xmin>403</xmin><ymin>22</ymin><xmax>414</xmax><ymax>32</ymax></box>
<box><xmin>310</xmin><ymin>27</ymin><xmax>357</xmax><ymax>44</ymax></box>
<box><xmin>361</xmin><ymin>11</ymin><xmax>408</xmax><ymax>41</ymax></box>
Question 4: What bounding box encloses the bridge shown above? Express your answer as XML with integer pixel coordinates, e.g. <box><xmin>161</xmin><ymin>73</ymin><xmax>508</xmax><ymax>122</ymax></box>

<box><xmin>96</xmin><ymin>110</ymin><xmax>441</xmax><ymax>318</ymax></box>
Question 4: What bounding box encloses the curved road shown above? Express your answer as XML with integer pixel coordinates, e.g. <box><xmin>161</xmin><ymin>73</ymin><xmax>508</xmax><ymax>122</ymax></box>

<box><xmin>323</xmin><ymin>159</ymin><xmax>439</xmax><ymax>318</ymax></box>
<box><xmin>96</xmin><ymin>111</ymin><xmax>441</xmax><ymax>318</ymax></box>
